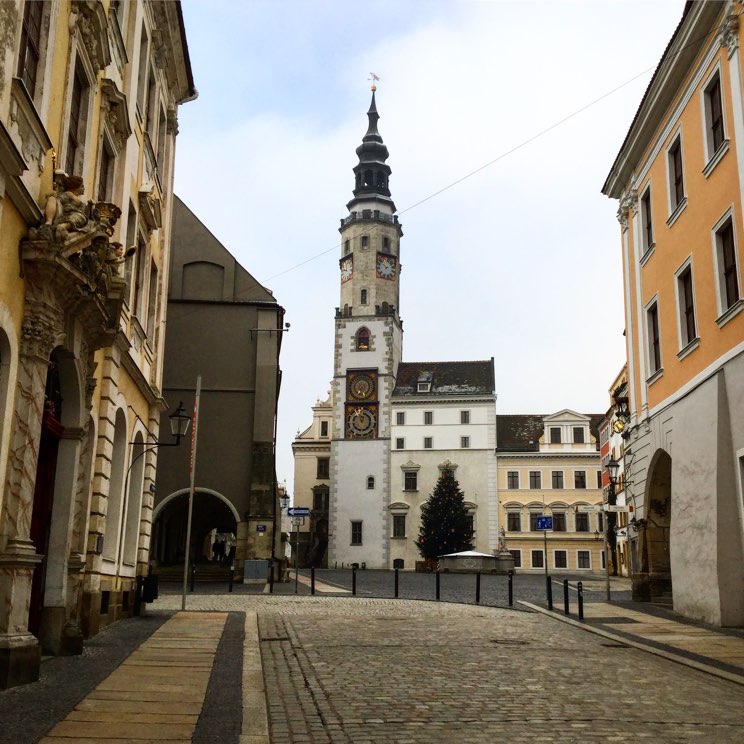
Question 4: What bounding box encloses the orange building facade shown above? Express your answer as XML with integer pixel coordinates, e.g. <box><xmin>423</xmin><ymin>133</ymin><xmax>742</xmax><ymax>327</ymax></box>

<box><xmin>603</xmin><ymin>1</ymin><xmax>744</xmax><ymax>625</ymax></box>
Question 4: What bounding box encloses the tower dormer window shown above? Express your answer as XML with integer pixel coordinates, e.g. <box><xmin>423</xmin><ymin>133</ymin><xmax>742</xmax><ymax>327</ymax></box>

<box><xmin>361</xmin><ymin>235</ymin><xmax>369</xmax><ymax>248</ymax></box>
<box><xmin>363</xmin><ymin>169</ymin><xmax>373</xmax><ymax>187</ymax></box>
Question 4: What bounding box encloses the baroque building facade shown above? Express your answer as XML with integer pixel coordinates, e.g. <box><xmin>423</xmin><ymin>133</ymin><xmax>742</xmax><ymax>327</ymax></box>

<box><xmin>293</xmin><ymin>90</ymin><xmax>498</xmax><ymax>569</ymax></box>
<box><xmin>603</xmin><ymin>0</ymin><xmax>744</xmax><ymax>624</ymax></box>
<box><xmin>0</xmin><ymin>0</ymin><xmax>194</xmax><ymax>687</ymax></box>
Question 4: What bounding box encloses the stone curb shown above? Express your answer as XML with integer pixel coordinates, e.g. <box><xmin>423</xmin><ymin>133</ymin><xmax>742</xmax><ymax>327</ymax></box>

<box><xmin>519</xmin><ymin>600</ymin><xmax>744</xmax><ymax>687</ymax></box>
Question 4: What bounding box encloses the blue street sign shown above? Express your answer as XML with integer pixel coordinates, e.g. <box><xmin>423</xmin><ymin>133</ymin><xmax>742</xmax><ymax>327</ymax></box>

<box><xmin>256</xmin><ymin>525</ymin><xmax>267</xmax><ymax>533</ymax></box>
<box><xmin>287</xmin><ymin>507</ymin><xmax>310</xmax><ymax>517</ymax></box>
<box><xmin>536</xmin><ymin>516</ymin><xmax>553</xmax><ymax>530</ymax></box>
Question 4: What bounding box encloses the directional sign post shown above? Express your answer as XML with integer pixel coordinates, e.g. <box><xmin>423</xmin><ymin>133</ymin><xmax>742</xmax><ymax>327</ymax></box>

<box><xmin>287</xmin><ymin>507</ymin><xmax>309</xmax><ymax>594</ymax></box>
<box><xmin>288</xmin><ymin>507</ymin><xmax>310</xmax><ymax>517</ymax></box>
<box><xmin>535</xmin><ymin>515</ymin><xmax>552</xmax><ymax>578</ymax></box>
<box><xmin>603</xmin><ymin>505</ymin><xmax>629</xmax><ymax>513</ymax></box>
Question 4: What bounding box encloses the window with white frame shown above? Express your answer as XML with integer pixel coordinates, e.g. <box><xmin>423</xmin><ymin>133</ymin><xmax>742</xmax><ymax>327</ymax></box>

<box><xmin>509</xmin><ymin>549</ymin><xmax>522</xmax><ymax>568</ymax></box>
<box><xmin>640</xmin><ymin>186</ymin><xmax>654</xmax><ymax>255</ymax></box>
<box><xmin>507</xmin><ymin>471</ymin><xmax>519</xmax><ymax>489</ymax></box>
<box><xmin>424</xmin><ymin>411</ymin><xmax>433</xmax><ymax>425</ymax></box>
<box><xmin>17</xmin><ymin>1</ymin><xmax>45</xmax><ymax>98</ymax></box>
<box><xmin>320</xmin><ymin>420</ymin><xmax>329</xmax><ymax>437</ymax></box>
<box><xmin>647</xmin><ymin>300</ymin><xmax>662</xmax><ymax>375</ymax></box>
<box><xmin>392</xmin><ymin>514</ymin><xmax>406</xmax><ymax>538</ymax></box>
<box><xmin>714</xmin><ymin>217</ymin><xmax>741</xmax><ymax>315</ymax></box>
<box><xmin>65</xmin><ymin>64</ymin><xmax>90</xmax><ymax>175</ymax></box>
<box><xmin>554</xmin><ymin>550</ymin><xmax>567</xmax><ymax>569</ymax></box>
<box><xmin>460</xmin><ymin>410</ymin><xmax>470</xmax><ymax>424</ymax></box>
<box><xmin>573</xmin><ymin>427</ymin><xmax>585</xmax><ymax>444</ymax></box>
<box><xmin>704</xmin><ymin>71</ymin><xmax>725</xmax><ymax>160</ymax></box>
<box><xmin>507</xmin><ymin>511</ymin><xmax>521</xmax><ymax>531</ymax></box>
<box><xmin>577</xmin><ymin>550</ymin><xmax>591</xmax><ymax>569</ymax></box>
<box><xmin>404</xmin><ymin>471</ymin><xmax>417</xmax><ymax>491</ymax></box>
<box><xmin>529</xmin><ymin>471</ymin><xmax>541</xmax><ymax>489</ymax></box>
<box><xmin>667</xmin><ymin>135</ymin><xmax>685</xmax><ymax>212</ymax></box>
<box><xmin>552</xmin><ymin>470</ymin><xmax>563</xmax><ymax>489</ymax></box>
<box><xmin>460</xmin><ymin>436</ymin><xmax>470</xmax><ymax>449</ymax></box>
<box><xmin>552</xmin><ymin>512</ymin><xmax>566</xmax><ymax>532</ymax></box>
<box><xmin>575</xmin><ymin>512</ymin><xmax>589</xmax><ymax>532</ymax></box>
<box><xmin>550</xmin><ymin>427</ymin><xmax>561</xmax><ymax>444</ymax></box>
<box><xmin>424</xmin><ymin>437</ymin><xmax>433</xmax><ymax>449</ymax></box>
<box><xmin>574</xmin><ymin>471</ymin><xmax>586</xmax><ymax>489</ymax></box>
<box><xmin>396</xmin><ymin>411</ymin><xmax>405</xmax><ymax>425</ymax></box>
<box><xmin>531</xmin><ymin>550</ymin><xmax>544</xmax><ymax>569</ymax></box>
<box><xmin>676</xmin><ymin>262</ymin><xmax>697</xmax><ymax>348</ymax></box>
<box><xmin>395</xmin><ymin>437</ymin><xmax>405</xmax><ymax>449</ymax></box>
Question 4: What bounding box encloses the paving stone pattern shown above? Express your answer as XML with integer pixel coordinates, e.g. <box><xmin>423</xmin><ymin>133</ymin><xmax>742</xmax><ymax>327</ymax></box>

<box><xmin>156</xmin><ymin>594</ymin><xmax>744</xmax><ymax>743</ymax></box>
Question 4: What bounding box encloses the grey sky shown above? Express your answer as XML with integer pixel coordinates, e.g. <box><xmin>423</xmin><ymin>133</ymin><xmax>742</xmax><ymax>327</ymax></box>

<box><xmin>175</xmin><ymin>0</ymin><xmax>684</xmax><ymax>494</ymax></box>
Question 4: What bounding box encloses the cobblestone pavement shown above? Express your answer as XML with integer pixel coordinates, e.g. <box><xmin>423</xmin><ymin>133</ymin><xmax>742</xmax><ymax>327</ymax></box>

<box><xmin>154</xmin><ymin>594</ymin><xmax>744</xmax><ymax>743</ymax></box>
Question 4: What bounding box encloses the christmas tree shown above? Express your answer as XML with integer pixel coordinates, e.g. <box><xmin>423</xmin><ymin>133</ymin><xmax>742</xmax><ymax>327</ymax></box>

<box><xmin>417</xmin><ymin>469</ymin><xmax>474</xmax><ymax>561</ymax></box>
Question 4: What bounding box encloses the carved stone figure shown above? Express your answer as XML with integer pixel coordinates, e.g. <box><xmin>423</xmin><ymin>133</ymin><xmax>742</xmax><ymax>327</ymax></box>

<box><xmin>498</xmin><ymin>526</ymin><xmax>507</xmax><ymax>552</ymax></box>
<box><xmin>30</xmin><ymin>175</ymin><xmax>94</xmax><ymax>242</ymax></box>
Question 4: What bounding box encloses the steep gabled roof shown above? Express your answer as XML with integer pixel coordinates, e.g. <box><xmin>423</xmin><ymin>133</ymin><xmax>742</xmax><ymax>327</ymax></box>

<box><xmin>392</xmin><ymin>359</ymin><xmax>495</xmax><ymax>398</ymax></box>
<box><xmin>496</xmin><ymin>413</ymin><xmax>605</xmax><ymax>452</ymax></box>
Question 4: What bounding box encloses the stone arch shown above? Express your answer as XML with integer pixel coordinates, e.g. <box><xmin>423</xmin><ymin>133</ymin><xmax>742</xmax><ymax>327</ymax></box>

<box><xmin>102</xmin><ymin>407</ymin><xmax>128</xmax><ymax>563</ymax></box>
<box><xmin>641</xmin><ymin>448</ymin><xmax>673</xmax><ymax>600</ymax></box>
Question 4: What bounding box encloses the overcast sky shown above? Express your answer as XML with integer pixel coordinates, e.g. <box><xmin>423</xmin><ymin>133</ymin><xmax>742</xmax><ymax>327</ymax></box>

<box><xmin>175</xmin><ymin>0</ymin><xmax>683</xmax><ymax>495</ymax></box>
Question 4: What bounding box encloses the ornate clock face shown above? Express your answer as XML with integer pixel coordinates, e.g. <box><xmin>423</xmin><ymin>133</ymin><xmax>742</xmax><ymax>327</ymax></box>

<box><xmin>350</xmin><ymin>373</ymin><xmax>375</xmax><ymax>400</ymax></box>
<box><xmin>340</xmin><ymin>256</ymin><xmax>353</xmax><ymax>283</ymax></box>
<box><xmin>347</xmin><ymin>406</ymin><xmax>377</xmax><ymax>437</ymax></box>
<box><xmin>376</xmin><ymin>253</ymin><xmax>396</xmax><ymax>280</ymax></box>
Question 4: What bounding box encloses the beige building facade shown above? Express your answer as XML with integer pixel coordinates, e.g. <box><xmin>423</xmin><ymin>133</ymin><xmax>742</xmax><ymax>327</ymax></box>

<box><xmin>0</xmin><ymin>0</ymin><xmax>194</xmax><ymax>687</ymax></box>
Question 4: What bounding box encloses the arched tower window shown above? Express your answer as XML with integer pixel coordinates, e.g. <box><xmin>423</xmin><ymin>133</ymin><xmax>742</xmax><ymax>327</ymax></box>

<box><xmin>363</xmin><ymin>169</ymin><xmax>373</xmax><ymax>187</ymax></box>
<box><xmin>356</xmin><ymin>327</ymin><xmax>370</xmax><ymax>351</ymax></box>
<box><xmin>360</xmin><ymin>289</ymin><xmax>368</xmax><ymax>305</ymax></box>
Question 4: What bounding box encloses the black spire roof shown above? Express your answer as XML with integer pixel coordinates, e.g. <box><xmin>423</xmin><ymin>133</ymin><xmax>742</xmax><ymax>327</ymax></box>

<box><xmin>347</xmin><ymin>90</ymin><xmax>395</xmax><ymax>212</ymax></box>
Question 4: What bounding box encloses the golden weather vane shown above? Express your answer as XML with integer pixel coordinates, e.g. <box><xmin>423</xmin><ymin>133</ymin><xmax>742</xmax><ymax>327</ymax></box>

<box><xmin>368</xmin><ymin>72</ymin><xmax>380</xmax><ymax>91</ymax></box>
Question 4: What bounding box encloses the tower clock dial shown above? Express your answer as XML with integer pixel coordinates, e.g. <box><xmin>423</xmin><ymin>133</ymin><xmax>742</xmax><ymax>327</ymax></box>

<box><xmin>350</xmin><ymin>373</ymin><xmax>375</xmax><ymax>400</ymax></box>
<box><xmin>340</xmin><ymin>255</ymin><xmax>353</xmax><ymax>283</ymax></box>
<box><xmin>346</xmin><ymin>405</ymin><xmax>377</xmax><ymax>437</ymax></box>
<box><xmin>376</xmin><ymin>253</ymin><xmax>397</xmax><ymax>279</ymax></box>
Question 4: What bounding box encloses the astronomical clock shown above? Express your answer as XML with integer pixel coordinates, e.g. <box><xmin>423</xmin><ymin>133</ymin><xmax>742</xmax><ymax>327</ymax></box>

<box><xmin>345</xmin><ymin>369</ymin><xmax>378</xmax><ymax>438</ymax></box>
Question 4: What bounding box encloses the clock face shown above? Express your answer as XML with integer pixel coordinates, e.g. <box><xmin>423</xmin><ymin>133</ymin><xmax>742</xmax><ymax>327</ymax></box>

<box><xmin>376</xmin><ymin>253</ymin><xmax>396</xmax><ymax>280</ymax></box>
<box><xmin>350</xmin><ymin>373</ymin><xmax>375</xmax><ymax>400</ymax></box>
<box><xmin>346</xmin><ymin>405</ymin><xmax>377</xmax><ymax>438</ymax></box>
<box><xmin>340</xmin><ymin>256</ymin><xmax>353</xmax><ymax>283</ymax></box>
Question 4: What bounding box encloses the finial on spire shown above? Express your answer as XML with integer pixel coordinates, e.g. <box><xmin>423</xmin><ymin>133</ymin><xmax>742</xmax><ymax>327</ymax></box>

<box><xmin>369</xmin><ymin>72</ymin><xmax>380</xmax><ymax>92</ymax></box>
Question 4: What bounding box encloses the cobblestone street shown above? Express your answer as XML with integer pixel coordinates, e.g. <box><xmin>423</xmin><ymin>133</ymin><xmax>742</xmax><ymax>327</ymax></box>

<box><xmin>153</xmin><ymin>594</ymin><xmax>744</xmax><ymax>743</ymax></box>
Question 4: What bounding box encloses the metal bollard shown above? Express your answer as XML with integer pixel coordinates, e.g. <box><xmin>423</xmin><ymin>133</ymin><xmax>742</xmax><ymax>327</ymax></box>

<box><xmin>436</xmin><ymin>571</ymin><xmax>441</xmax><ymax>601</ymax></box>
<box><xmin>311</xmin><ymin>566</ymin><xmax>315</xmax><ymax>595</ymax></box>
<box><xmin>508</xmin><ymin>570</ymin><xmax>514</xmax><ymax>607</ymax></box>
<box><xmin>229</xmin><ymin>565</ymin><xmax>234</xmax><ymax>593</ymax></box>
<box><xmin>394</xmin><ymin>567</ymin><xmax>399</xmax><ymax>598</ymax></box>
<box><xmin>546</xmin><ymin>574</ymin><xmax>553</xmax><ymax>610</ymax></box>
<box><xmin>352</xmin><ymin>566</ymin><xmax>357</xmax><ymax>596</ymax></box>
<box><xmin>563</xmin><ymin>579</ymin><xmax>569</xmax><ymax>615</ymax></box>
<box><xmin>189</xmin><ymin>564</ymin><xmax>195</xmax><ymax>593</ymax></box>
<box><xmin>475</xmin><ymin>572</ymin><xmax>481</xmax><ymax>604</ymax></box>
<box><xmin>578</xmin><ymin>581</ymin><xmax>584</xmax><ymax>620</ymax></box>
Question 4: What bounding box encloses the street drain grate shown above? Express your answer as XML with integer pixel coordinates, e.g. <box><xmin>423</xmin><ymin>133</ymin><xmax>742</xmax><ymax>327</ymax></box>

<box><xmin>490</xmin><ymin>639</ymin><xmax>528</xmax><ymax>646</ymax></box>
<box><xmin>261</xmin><ymin>637</ymin><xmax>290</xmax><ymax>642</ymax></box>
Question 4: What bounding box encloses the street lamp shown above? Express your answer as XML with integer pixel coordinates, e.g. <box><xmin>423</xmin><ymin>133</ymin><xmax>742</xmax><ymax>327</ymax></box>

<box><xmin>605</xmin><ymin>457</ymin><xmax>620</xmax><ymax>585</ymax></box>
<box><xmin>280</xmin><ymin>492</ymin><xmax>290</xmax><ymax>512</ymax></box>
<box><xmin>167</xmin><ymin>401</ymin><xmax>191</xmax><ymax>445</ymax></box>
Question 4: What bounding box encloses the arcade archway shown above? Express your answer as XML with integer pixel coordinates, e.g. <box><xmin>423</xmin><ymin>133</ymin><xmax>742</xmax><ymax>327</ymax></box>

<box><xmin>640</xmin><ymin>449</ymin><xmax>673</xmax><ymax>601</ymax></box>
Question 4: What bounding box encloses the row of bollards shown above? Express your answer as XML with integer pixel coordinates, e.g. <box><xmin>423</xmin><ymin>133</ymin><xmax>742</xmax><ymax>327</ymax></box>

<box><xmin>556</xmin><ymin>577</ymin><xmax>584</xmax><ymax>620</ymax></box>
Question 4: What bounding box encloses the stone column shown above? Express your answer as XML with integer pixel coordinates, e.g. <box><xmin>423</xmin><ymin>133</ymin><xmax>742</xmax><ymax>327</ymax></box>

<box><xmin>0</xmin><ymin>310</ymin><xmax>59</xmax><ymax>687</ymax></box>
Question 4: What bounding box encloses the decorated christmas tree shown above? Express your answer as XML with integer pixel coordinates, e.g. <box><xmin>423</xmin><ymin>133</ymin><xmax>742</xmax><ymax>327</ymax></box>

<box><xmin>417</xmin><ymin>469</ymin><xmax>474</xmax><ymax>561</ymax></box>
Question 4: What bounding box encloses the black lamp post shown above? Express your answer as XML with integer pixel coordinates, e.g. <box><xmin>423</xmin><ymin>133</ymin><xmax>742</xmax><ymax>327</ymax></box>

<box><xmin>166</xmin><ymin>401</ymin><xmax>191</xmax><ymax>445</ymax></box>
<box><xmin>605</xmin><ymin>457</ymin><xmax>620</xmax><ymax>577</ymax></box>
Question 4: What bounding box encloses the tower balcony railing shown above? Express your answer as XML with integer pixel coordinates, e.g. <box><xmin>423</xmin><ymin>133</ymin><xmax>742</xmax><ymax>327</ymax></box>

<box><xmin>340</xmin><ymin>209</ymin><xmax>399</xmax><ymax>227</ymax></box>
<box><xmin>335</xmin><ymin>304</ymin><xmax>397</xmax><ymax>318</ymax></box>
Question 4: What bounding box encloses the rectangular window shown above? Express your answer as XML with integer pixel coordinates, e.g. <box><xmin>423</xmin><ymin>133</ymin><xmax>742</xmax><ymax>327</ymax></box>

<box><xmin>97</xmin><ymin>142</ymin><xmax>114</xmax><ymax>202</ymax></box>
<box><xmin>705</xmin><ymin>74</ymin><xmax>725</xmax><ymax>155</ymax></box>
<box><xmin>17</xmin><ymin>0</ymin><xmax>43</xmax><ymax>97</ymax></box>
<box><xmin>136</xmin><ymin>25</ymin><xmax>148</xmax><ymax>113</ymax></box>
<box><xmin>367</xmin><ymin>476</ymin><xmax>375</xmax><ymax>489</ymax></box>
<box><xmin>460</xmin><ymin>436</ymin><xmax>470</xmax><ymax>448</ymax></box>
<box><xmin>509</xmin><ymin>549</ymin><xmax>522</xmax><ymax>568</ymax></box>
<box><xmin>716</xmin><ymin>219</ymin><xmax>740</xmax><ymax>312</ymax></box>
<box><xmin>668</xmin><ymin>136</ymin><xmax>685</xmax><ymax>209</ymax></box>
<box><xmin>550</xmin><ymin>427</ymin><xmax>561</xmax><ymax>444</ymax></box>
<box><xmin>466</xmin><ymin>513</ymin><xmax>475</xmax><ymax>536</ymax></box>
<box><xmin>577</xmin><ymin>550</ymin><xmax>591</xmax><ymax>569</ymax></box>
<box><xmin>530</xmin><ymin>513</ymin><xmax>541</xmax><ymax>532</ymax></box>
<box><xmin>316</xmin><ymin>458</ymin><xmax>330</xmax><ymax>479</ymax></box>
<box><xmin>507</xmin><ymin>471</ymin><xmax>519</xmax><ymax>489</ymax></box>
<box><xmin>641</xmin><ymin>188</ymin><xmax>654</xmax><ymax>254</ymax></box>
<box><xmin>574</xmin><ymin>471</ymin><xmax>586</xmax><ymax>489</ymax></box>
<box><xmin>531</xmin><ymin>550</ymin><xmax>544</xmax><ymax>569</ymax></box>
<box><xmin>552</xmin><ymin>471</ymin><xmax>564</xmax><ymax>489</ymax></box>
<box><xmin>552</xmin><ymin>513</ymin><xmax>566</xmax><ymax>532</ymax></box>
<box><xmin>360</xmin><ymin>289</ymin><xmax>368</xmax><ymax>305</ymax></box>
<box><xmin>424</xmin><ymin>411</ymin><xmax>433</xmax><ymax>425</ymax></box>
<box><xmin>597</xmin><ymin>470</ymin><xmax>603</xmax><ymax>489</ymax></box>
<box><xmin>404</xmin><ymin>471</ymin><xmax>417</xmax><ymax>491</ymax></box>
<box><xmin>507</xmin><ymin>512</ymin><xmax>521</xmax><ymax>532</ymax></box>
<box><xmin>417</xmin><ymin>382</ymin><xmax>430</xmax><ymax>392</ymax></box>
<box><xmin>133</xmin><ymin>234</ymin><xmax>147</xmax><ymax>319</ymax></box>
<box><xmin>392</xmin><ymin>514</ymin><xmax>406</xmax><ymax>538</ymax></box>
<box><xmin>598</xmin><ymin>512</ymin><xmax>604</xmax><ymax>532</ymax></box>
<box><xmin>677</xmin><ymin>265</ymin><xmax>696</xmax><ymax>346</ymax></box>
<box><xmin>460</xmin><ymin>410</ymin><xmax>470</xmax><ymax>424</ymax></box>
<box><xmin>396</xmin><ymin>437</ymin><xmax>405</xmax><ymax>449</ymax></box>
<box><xmin>396</xmin><ymin>411</ymin><xmax>405</xmax><ymax>425</ymax></box>
<box><xmin>575</xmin><ymin>513</ymin><xmax>589</xmax><ymax>532</ymax></box>
<box><xmin>529</xmin><ymin>471</ymin><xmax>541</xmax><ymax>489</ymax></box>
<box><xmin>647</xmin><ymin>301</ymin><xmax>661</xmax><ymax>374</ymax></box>
<box><xmin>601</xmin><ymin>549</ymin><xmax>606</xmax><ymax>570</ymax></box>
<box><xmin>573</xmin><ymin>427</ymin><xmax>584</xmax><ymax>444</ymax></box>
<box><xmin>313</xmin><ymin>489</ymin><xmax>329</xmax><ymax>512</ymax></box>
<box><xmin>320</xmin><ymin>420</ymin><xmax>329</xmax><ymax>437</ymax></box>
<box><xmin>361</xmin><ymin>235</ymin><xmax>369</xmax><ymax>247</ymax></box>
<box><xmin>146</xmin><ymin>261</ymin><xmax>159</xmax><ymax>340</ymax></box>
<box><xmin>66</xmin><ymin>67</ymin><xmax>87</xmax><ymax>174</ymax></box>
<box><xmin>554</xmin><ymin>550</ymin><xmax>567</xmax><ymax>569</ymax></box>
<box><xmin>424</xmin><ymin>437</ymin><xmax>433</xmax><ymax>449</ymax></box>
<box><xmin>351</xmin><ymin>521</ymin><xmax>362</xmax><ymax>546</ymax></box>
